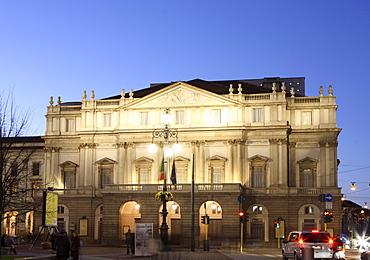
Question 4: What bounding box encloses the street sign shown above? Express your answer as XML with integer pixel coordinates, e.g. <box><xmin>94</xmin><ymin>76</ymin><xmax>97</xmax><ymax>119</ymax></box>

<box><xmin>326</xmin><ymin>202</ymin><xmax>332</xmax><ymax>209</ymax></box>
<box><xmin>325</xmin><ymin>194</ymin><xmax>333</xmax><ymax>202</ymax></box>
<box><xmin>318</xmin><ymin>194</ymin><xmax>326</xmax><ymax>202</ymax></box>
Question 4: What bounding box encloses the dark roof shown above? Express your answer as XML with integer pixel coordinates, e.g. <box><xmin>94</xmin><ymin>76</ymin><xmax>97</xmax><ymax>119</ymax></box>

<box><xmin>1</xmin><ymin>136</ymin><xmax>44</xmax><ymax>143</ymax></box>
<box><xmin>342</xmin><ymin>200</ymin><xmax>362</xmax><ymax>208</ymax></box>
<box><xmin>102</xmin><ymin>78</ymin><xmax>283</xmax><ymax>100</ymax></box>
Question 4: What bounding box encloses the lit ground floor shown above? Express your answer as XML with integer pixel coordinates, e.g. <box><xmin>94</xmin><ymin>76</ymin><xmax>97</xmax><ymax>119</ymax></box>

<box><xmin>4</xmin><ymin>184</ymin><xmax>342</xmax><ymax>248</ymax></box>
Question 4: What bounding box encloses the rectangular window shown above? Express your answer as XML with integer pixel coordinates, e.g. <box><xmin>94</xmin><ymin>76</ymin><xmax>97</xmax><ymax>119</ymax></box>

<box><xmin>66</xmin><ymin>119</ymin><xmax>75</xmax><ymax>132</ymax></box>
<box><xmin>140</xmin><ymin>112</ymin><xmax>148</xmax><ymax>125</ymax></box>
<box><xmin>64</xmin><ymin>171</ymin><xmax>75</xmax><ymax>189</ymax></box>
<box><xmin>176</xmin><ymin>111</ymin><xmax>184</xmax><ymax>125</ymax></box>
<box><xmin>302</xmin><ymin>168</ymin><xmax>313</xmax><ymax>187</ymax></box>
<box><xmin>212</xmin><ymin>109</ymin><xmax>221</xmax><ymax>123</ymax></box>
<box><xmin>211</xmin><ymin>167</ymin><xmax>222</xmax><ymax>183</ymax></box>
<box><xmin>102</xmin><ymin>168</ymin><xmax>112</xmax><ymax>186</ymax></box>
<box><xmin>302</xmin><ymin>111</ymin><xmax>312</xmax><ymax>125</ymax></box>
<box><xmin>139</xmin><ymin>168</ymin><xmax>149</xmax><ymax>184</ymax></box>
<box><xmin>252</xmin><ymin>166</ymin><xmax>263</xmax><ymax>188</ymax></box>
<box><xmin>32</xmin><ymin>162</ymin><xmax>40</xmax><ymax>176</ymax></box>
<box><xmin>104</xmin><ymin>114</ymin><xmax>111</xmax><ymax>127</ymax></box>
<box><xmin>176</xmin><ymin>167</ymin><xmax>185</xmax><ymax>183</ymax></box>
<box><xmin>253</xmin><ymin>108</ymin><xmax>262</xmax><ymax>123</ymax></box>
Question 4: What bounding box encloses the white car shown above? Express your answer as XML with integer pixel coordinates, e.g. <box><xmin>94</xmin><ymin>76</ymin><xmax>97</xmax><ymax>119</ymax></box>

<box><xmin>282</xmin><ymin>230</ymin><xmax>334</xmax><ymax>260</ymax></box>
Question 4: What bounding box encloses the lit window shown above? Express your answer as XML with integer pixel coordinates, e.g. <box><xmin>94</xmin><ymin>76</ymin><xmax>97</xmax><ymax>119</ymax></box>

<box><xmin>212</xmin><ymin>109</ymin><xmax>221</xmax><ymax>123</ymax></box>
<box><xmin>176</xmin><ymin>111</ymin><xmax>184</xmax><ymax>125</ymax></box>
<box><xmin>64</xmin><ymin>171</ymin><xmax>75</xmax><ymax>189</ymax></box>
<box><xmin>304</xmin><ymin>206</ymin><xmax>314</xmax><ymax>215</ymax></box>
<box><xmin>302</xmin><ymin>169</ymin><xmax>313</xmax><ymax>187</ymax></box>
<box><xmin>252</xmin><ymin>167</ymin><xmax>263</xmax><ymax>188</ymax></box>
<box><xmin>101</xmin><ymin>168</ymin><xmax>112</xmax><ymax>186</ymax></box>
<box><xmin>211</xmin><ymin>167</ymin><xmax>222</xmax><ymax>183</ymax></box>
<box><xmin>252</xmin><ymin>205</ymin><xmax>263</xmax><ymax>214</ymax></box>
<box><xmin>66</xmin><ymin>119</ymin><xmax>75</xmax><ymax>132</ymax></box>
<box><xmin>103</xmin><ymin>114</ymin><xmax>111</xmax><ymax>127</ymax></box>
<box><xmin>302</xmin><ymin>111</ymin><xmax>312</xmax><ymax>125</ymax></box>
<box><xmin>253</xmin><ymin>108</ymin><xmax>262</xmax><ymax>123</ymax></box>
<box><xmin>139</xmin><ymin>168</ymin><xmax>149</xmax><ymax>184</ymax></box>
<box><xmin>140</xmin><ymin>112</ymin><xmax>148</xmax><ymax>125</ymax></box>
<box><xmin>58</xmin><ymin>206</ymin><xmax>65</xmax><ymax>214</ymax></box>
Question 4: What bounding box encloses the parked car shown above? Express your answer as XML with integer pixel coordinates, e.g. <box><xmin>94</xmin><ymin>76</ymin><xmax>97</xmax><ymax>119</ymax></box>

<box><xmin>282</xmin><ymin>230</ymin><xmax>334</xmax><ymax>260</ymax></box>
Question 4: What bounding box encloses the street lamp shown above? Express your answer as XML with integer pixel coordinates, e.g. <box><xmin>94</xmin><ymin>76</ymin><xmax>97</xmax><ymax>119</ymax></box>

<box><xmin>148</xmin><ymin>108</ymin><xmax>181</xmax><ymax>249</ymax></box>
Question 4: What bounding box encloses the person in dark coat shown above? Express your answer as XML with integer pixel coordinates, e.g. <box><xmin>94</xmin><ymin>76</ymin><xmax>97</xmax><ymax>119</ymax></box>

<box><xmin>70</xmin><ymin>231</ymin><xmax>81</xmax><ymax>260</ymax></box>
<box><xmin>55</xmin><ymin>231</ymin><xmax>69</xmax><ymax>260</ymax></box>
<box><xmin>125</xmin><ymin>229</ymin><xmax>134</xmax><ymax>254</ymax></box>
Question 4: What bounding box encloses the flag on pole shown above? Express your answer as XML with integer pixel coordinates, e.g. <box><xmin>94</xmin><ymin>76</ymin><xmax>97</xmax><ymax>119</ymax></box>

<box><xmin>170</xmin><ymin>160</ymin><xmax>177</xmax><ymax>185</ymax></box>
<box><xmin>158</xmin><ymin>157</ymin><xmax>165</xmax><ymax>181</ymax></box>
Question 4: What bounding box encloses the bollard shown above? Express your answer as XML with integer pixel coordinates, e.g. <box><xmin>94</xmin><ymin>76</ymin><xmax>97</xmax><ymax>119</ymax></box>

<box><xmin>302</xmin><ymin>247</ymin><xmax>314</xmax><ymax>260</ymax></box>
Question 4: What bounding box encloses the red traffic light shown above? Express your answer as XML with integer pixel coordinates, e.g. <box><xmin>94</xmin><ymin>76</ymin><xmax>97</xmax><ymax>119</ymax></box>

<box><xmin>239</xmin><ymin>212</ymin><xmax>245</xmax><ymax>217</ymax></box>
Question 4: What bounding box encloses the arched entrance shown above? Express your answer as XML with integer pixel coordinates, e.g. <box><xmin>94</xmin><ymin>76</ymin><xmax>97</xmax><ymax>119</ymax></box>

<box><xmin>94</xmin><ymin>204</ymin><xmax>103</xmax><ymax>244</ymax></box>
<box><xmin>298</xmin><ymin>204</ymin><xmax>321</xmax><ymax>231</ymax></box>
<box><xmin>119</xmin><ymin>201</ymin><xmax>141</xmax><ymax>245</ymax></box>
<box><xmin>247</xmin><ymin>204</ymin><xmax>269</xmax><ymax>246</ymax></box>
<box><xmin>158</xmin><ymin>201</ymin><xmax>181</xmax><ymax>245</ymax></box>
<box><xmin>3</xmin><ymin>211</ymin><xmax>19</xmax><ymax>236</ymax></box>
<box><xmin>199</xmin><ymin>201</ymin><xmax>222</xmax><ymax>246</ymax></box>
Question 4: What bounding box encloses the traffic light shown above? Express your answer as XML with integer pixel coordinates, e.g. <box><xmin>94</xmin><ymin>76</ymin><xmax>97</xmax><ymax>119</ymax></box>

<box><xmin>239</xmin><ymin>212</ymin><xmax>245</xmax><ymax>223</ymax></box>
<box><xmin>245</xmin><ymin>213</ymin><xmax>249</xmax><ymax>222</ymax></box>
<box><xmin>201</xmin><ymin>215</ymin><xmax>206</xmax><ymax>224</ymax></box>
<box><xmin>205</xmin><ymin>215</ymin><xmax>210</xmax><ymax>224</ymax></box>
<box><xmin>323</xmin><ymin>210</ymin><xmax>333</xmax><ymax>223</ymax></box>
<box><xmin>274</xmin><ymin>219</ymin><xmax>280</xmax><ymax>228</ymax></box>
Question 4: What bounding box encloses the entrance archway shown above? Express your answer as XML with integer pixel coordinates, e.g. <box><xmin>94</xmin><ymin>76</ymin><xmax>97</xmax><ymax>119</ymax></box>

<box><xmin>158</xmin><ymin>201</ymin><xmax>181</xmax><ymax>244</ymax></box>
<box><xmin>199</xmin><ymin>201</ymin><xmax>222</xmax><ymax>246</ymax></box>
<box><xmin>3</xmin><ymin>211</ymin><xmax>18</xmax><ymax>236</ymax></box>
<box><xmin>119</xmin><ymin>201</ymin><xmax>141</xmax><ymax>244</ymax></box>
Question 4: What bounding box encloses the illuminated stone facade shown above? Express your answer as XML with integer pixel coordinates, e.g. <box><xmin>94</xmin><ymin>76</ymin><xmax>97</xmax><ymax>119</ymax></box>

<box><xmin>33</xmin><ymin>78</ymin><xmax>341</xmax><ymax>247</ymax></box>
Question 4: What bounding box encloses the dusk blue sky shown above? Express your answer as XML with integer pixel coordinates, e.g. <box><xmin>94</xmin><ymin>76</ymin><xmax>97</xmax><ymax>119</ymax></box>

<box><xmin>1</xmin><ymin>1</ymin><xmax>369</xmax><ymax>206</ymax></box>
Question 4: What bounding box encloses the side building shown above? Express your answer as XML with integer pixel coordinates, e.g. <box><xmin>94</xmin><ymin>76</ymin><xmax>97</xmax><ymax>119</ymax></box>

<box><xmin>34</xmin><ymin>78</ymin><xmax>340</xmax><ymax>248</ymax></box>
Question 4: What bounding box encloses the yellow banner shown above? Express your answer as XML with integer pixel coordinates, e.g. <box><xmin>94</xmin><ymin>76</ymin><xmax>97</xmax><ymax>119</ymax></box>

<box><xmin>45</xmin><ymin>192</ymin><xmax>58</xmax><ymax>226</ymax></box>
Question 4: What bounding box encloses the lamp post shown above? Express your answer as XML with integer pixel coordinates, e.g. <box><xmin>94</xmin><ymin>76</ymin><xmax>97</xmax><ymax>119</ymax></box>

<box><xmin>148</xmin><ymin>108</ymin><xmax>181</xmax><ymax>249</ymax></box>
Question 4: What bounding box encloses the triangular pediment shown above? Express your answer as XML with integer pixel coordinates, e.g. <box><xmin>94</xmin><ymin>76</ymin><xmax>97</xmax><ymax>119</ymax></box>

<box><xmin>121</xmin><ymin>82</ymin><xmax>240</xmax><ymax>109</ymax></box>
<box><xmin>133</xmin><ymin>157</ymin><xmax>154</xmax><ymax>164</ymax></box>
<box><xmin>60</xmin><ymin>161</ymin><xmax>79</xmax><ymax>168</ymax></box>
<box><xmin>247</xmin><ymin>154</ymin><xmax>269</xmax><ymax>162</ymax></box>
<box><xmin>96</xmin><ymin>157</ymin><xmax>117</xmax><ymax>165</ymax></box>
<box><xmin>206</xmin><ymin>155</ymin><xmax>228</xmax><ymax>162</ymax></box>
<box><xmin>297</xmin><ymin>157</ymin><xmax>318</xmax><ymax>164</ymax></box>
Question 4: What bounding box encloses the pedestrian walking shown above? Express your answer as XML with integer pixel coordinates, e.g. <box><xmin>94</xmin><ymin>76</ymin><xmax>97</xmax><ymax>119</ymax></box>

<box><xmin>125</xmin><ymin>229</ymin><xmax>134</xmax><ymax>254</ymax></box>
<box><xmin>70</xmin><ymin>231</ymin><xmax>81</xmax><ymax>260</ymax></box>
<box><xmin>55</xmin><ymin>231</ymin><xmax>69</xmax><ymax>260</ymax></box>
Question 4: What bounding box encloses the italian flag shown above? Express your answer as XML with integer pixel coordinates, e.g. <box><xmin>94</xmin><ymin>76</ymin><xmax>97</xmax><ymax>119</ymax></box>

<box><xmin>158</xmin><ymin>157</ymin><xmax>165</xmax><ymax>181</ymax></box>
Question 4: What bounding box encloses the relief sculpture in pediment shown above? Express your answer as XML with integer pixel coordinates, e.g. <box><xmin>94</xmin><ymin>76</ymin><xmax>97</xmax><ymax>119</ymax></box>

<box><xmin>147</xmin><ymin>88</ymin><xmax>213</xmax><ymax>105</ymax></box>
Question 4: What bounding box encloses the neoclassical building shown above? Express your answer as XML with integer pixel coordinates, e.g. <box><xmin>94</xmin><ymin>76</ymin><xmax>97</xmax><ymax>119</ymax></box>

<box><xmin>5</xmin><ymin>77</ymin><xmax>342</xmax><ymax>248</ymax></box>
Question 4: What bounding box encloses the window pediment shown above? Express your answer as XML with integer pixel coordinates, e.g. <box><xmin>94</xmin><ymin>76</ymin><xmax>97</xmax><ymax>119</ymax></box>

<box><xmin>297</xmin><ymin>157</ymin><xmax>318</xmax><ymax>165</ymax></box>
<box><xmin>206</xmin><ymin>155</ymin><xmax>227</xmax><ymax>162</ymax></box>
<box><xmin>133</xmin><ymin>157</ymin><xmax>154</xmax><ymax>164</ymax></box>
<box><xmin>247</xmin><ymin>154</ymin><xmax>269</xmax><ymax>162</ymax></box>
<box><xmin>96</xmin><ymin>157</ymin><xmax>117</xmax><ymax>165</ymax></box>
<box><xmin>60</xmin><ymin>161</ymin><xmax>78</xmax><ymax>168</ymax></box>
